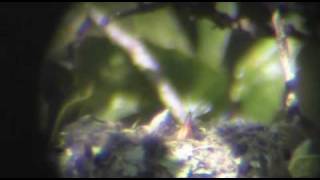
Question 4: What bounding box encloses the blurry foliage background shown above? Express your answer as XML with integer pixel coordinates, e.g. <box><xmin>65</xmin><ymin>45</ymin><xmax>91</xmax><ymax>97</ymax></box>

<box><xmin>40</xmin><ymin>2</ymin><xmax>320</xmax><ymax>177</ymax></box>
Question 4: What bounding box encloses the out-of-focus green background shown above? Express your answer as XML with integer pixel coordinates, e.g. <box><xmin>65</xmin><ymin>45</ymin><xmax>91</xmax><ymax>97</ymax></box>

<box><xmin>40</xmin><ymin>2</ymin><xmax>320</xmax><ymax>177</ymax></box>
<box><xmin>44</xmin><ymin>2</ymin><xmax>288</xmax><ymax>125</ymax></box>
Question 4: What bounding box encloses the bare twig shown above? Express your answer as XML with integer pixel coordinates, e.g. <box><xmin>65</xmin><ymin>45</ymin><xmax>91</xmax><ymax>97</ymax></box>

<box><xmin>272</xmin><ymin>10</ymin><xmax>298</xmax><ymax>110</ymax></box>
<box><xmin>89</xmin><ymin>9</ymin><xmax>187</xmax><ymax>124</ymax></box>
<box><xmin>272</xmin><ymin>11</ymin><xmax>293</xmax><ymax>82</ymax></box>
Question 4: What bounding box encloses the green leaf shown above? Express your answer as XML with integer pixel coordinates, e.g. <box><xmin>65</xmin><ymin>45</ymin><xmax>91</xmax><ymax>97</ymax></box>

<box><xmin>190</xmin><ymin>18</ymin><xmax>231</xmax><ymax>114</ymax></box>
<box><xmin>230</xmin><ymin>38</ymin><xmax>285</xmax><ymax>124</ymax></box>
<box><xmin>117</xmin><ymin>6</ymin><xmax>193</xmax><ymax>57</ymax></box>
<box><xmin>215</xmin><ymin>2</ymin><xmax>238</xmax><ymax>18</ymax></box>
<box><xmin>289</xmin><ymin>140</ymin><xmax>320</xmax><ymax>178</ymax></box>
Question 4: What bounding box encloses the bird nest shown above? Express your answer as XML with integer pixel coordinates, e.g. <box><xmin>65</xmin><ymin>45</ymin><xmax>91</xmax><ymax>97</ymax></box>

<box><xmin>53</xmin><ymin>112</ymin><xmax>290</xmax><ymax>178</ymax></box>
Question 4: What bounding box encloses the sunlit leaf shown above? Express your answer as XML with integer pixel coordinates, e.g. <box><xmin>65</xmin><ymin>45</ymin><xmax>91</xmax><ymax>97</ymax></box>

<box><xmin>289</xmin><ymin>140</ymin><xmax>320</xmax><ymax>178</ymax></box>
<box><xmin>230</xmin><ymin>37</ymin><xmax>300</xmax><ymax>124</ymax></box>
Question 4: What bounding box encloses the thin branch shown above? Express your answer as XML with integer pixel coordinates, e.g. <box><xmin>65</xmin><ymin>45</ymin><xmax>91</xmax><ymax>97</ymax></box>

<box><xmin>272</xmin><ymin>10</ymin><xmax>298</xmax><ymax>111</ymax></box>
<box><xmin>89</xmin><ymin>9</ymin><xmax>187</xmax><ymax>124</ymax></box>
<box><xmin>272</xmin><ymin>11</ymin><xmax>294</xmax><ymax>82</ymax></box>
